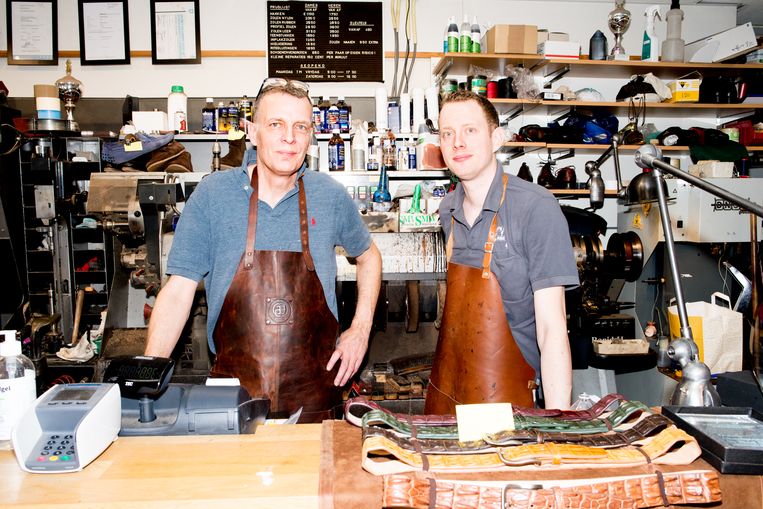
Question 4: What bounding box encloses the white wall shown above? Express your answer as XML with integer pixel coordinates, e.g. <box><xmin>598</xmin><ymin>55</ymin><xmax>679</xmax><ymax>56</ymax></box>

<box><xmin>0</xmin><ymin>0</ymin><xmax>736</xmax><ymax>99</ymax></box>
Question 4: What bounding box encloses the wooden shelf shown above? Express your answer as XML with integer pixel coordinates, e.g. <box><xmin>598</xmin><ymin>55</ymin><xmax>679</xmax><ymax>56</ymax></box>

<box><xmin>504</xmin><ymin>142</ymin><xmax>763</xmax><ymax>152</ymax></box>
<box><xmin>434</xmin><ymin>52</ymin><xmax>547</xmax><ymax>75</ymax></box>
<box><xmin>490</xmin><ymin>98</ymin><xmax>763</xmax><ymax>110</ymax></box>
<box><xmin>547</xmin><ymin>58</ymin><xmax>763</xmax><ymax>72</ymax></box>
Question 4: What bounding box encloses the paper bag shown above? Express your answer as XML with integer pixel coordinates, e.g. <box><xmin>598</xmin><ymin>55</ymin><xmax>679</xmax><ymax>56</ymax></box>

<box><xmin>668</xmin><ymin>292</ymin><xmax>742</xmax><ymax>374</ymax></box>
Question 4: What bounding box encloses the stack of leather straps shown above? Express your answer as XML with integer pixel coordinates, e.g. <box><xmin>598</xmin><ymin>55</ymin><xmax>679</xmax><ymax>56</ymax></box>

<box><xmin>341</xmin><ymin>395</ymin><xmax>722</xmax><ymax>509</ymax></box>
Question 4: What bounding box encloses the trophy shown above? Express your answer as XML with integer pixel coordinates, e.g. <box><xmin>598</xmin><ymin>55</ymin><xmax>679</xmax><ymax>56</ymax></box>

<box><xmin>55</xmin><ymin>59</ymin><xmax>82</xmax><ymax>130</ymax></box>
<box><xmin>607</xmin><ymin>0</ymin><xmax>631</xmax><ymax>60</ymax></box>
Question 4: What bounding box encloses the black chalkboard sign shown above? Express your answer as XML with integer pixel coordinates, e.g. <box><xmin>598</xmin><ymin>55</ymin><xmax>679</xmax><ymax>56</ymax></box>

<box><xmin>267</xmin><ymin>1</ymin><xmax>383</xmax><ymax>82</ymax></box>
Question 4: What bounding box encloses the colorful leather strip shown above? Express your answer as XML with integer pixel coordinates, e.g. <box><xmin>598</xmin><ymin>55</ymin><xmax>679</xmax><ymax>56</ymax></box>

<box><xmin>359</xmin><ymin>400</ymin><xmax>652</xmax><ymax>440</ymax></box>
<box><xmin>343</xmin><ymin>394</ymin><xmax>626</xmax><ymax>428</ymax></box>
<box><xmin>382</xmin><ymin>470</ymin><xmax>722</xmax><ymax>508</ymax></box>
<box><xmin>362</xmin><ymin>413</ymin><xmax>672</xmax><ymax>455</ymax></box>
<box><xmin>362</xmin><ymin>426</ymin><xmax>700</xmax><ymax>475</ymax></box>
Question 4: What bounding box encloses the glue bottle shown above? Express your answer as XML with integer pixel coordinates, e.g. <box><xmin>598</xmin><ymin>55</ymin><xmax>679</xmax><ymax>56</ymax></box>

<box><xmin>460</xmin><ymin>16</ymin><xmax>472</xmax><ymax>53</ymax></box>
<box><xmin>167</xmin><ymin>85</ymin><xmax>188</xmax><ymax>133</ymax></box>
<box><xmin>0</xmin><ymin>331</ymin><xmax>36</xmax><ymax>449</ymax></box>
<box><xmin>642</xmin><ymin>6</ymin><xmax>661</xmax><ymax>62</ymax></box>
<box><xmin>661</xmin><ymin>0</ymin><xmax>685</xmax><ymax>62</ymax></box>
<box><xmin>446</xmin><ymin>16</ymin><xmax>459</xmax><ymax>53</ymax></box>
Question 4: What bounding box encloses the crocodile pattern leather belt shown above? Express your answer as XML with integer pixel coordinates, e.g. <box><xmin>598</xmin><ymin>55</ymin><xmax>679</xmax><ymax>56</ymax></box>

<box><xmin>361</xmin><ymin>426</ymin><xmax>700</xmax><ymax>475</ymax></box>
<box><xmin>343</xmin><ymin>394</ymin><xmax>626</xmax><ymax>428</ymax></box>
<box><xmin>362</xmin><ymin>413</ymin><xmax>672</xmax><ymax>454</ymax></box>
<box><xmin>382</xmin><ymin>469</ymin><xmax>722</xmax><ymax>508</ymax></box>
<box><xmin>359</xmin><ymin>400</ymin><xmax>652</xmax><ymax>440</ymax></box>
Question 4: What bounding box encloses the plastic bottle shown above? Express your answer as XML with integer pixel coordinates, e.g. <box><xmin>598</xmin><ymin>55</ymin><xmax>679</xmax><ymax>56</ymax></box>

<box><xmin>372</xmin><ymin>166</ymin><xmax>392</xmax><ymax>210</ymax></box>
<box><xmin>460</xmin><ymin>16</ymin><xmax>472</xmax><ymax>53</ymax></box>
<box><xmin>319</xmin><ymin>96</ymin><xmax>331</xmax><ymax>133</ymax></box>
<box><xmin>217</xmin><ymin>101</ymin><xmax>228</xmax><ymax>132</ymax></box>
<box><xmin>327</xmin><ymin>99</ymin><xmax>340</xmax><ymax>132</ymax></box>
<box><xmin>661</xmin><ymin>0</ymin><xmax>684</xmax><ymax>63</ymax></box>
<box><xmin>312</xmin><ymin>99</ymin><xmax>323</xmax><ymax>133</ymax></box>
<box><xmin>470</xmin><ymin>16</ymin><xmax>481</xmax><ymax>54</ymax></box>
<box><xmin>306</xmin><ymin>131</ymin><xmax>320</xmax><ymax>171</ymax></box>
<box><xmin>367</xmin><ymin>135</ymin><xmax>381</xmax><ymax>171</ymax></box>
<box><xmin>446</xmin><ymin>17</ymin><xmax>459</xmax><ymax>53</ymax></box>
<box><xmin>382</xmin><ymin>129</ymin><xmax>397</xmax><ymax>171</ymax></box>
<box><xmin>227</xmin><ymin>101</ymin><xmax>239</xmax><ymax>130</ymax></box>
<box><xmin>211</xmin><ymin>140</ymin><xmax>221</xmax><ymax>172</ymax></box>
<box><xmin>337</xmin><ymin>96</ymin><xmax>351</xmax><ymax>134</ymax></box>
<box><xmin>0</xmin><ymin>331</ymin><xmax>36</xmax><ymax>449</ymax></box>
<box><xmin>167</xmin><ymin>85</ymin><xmax>188</xmax><ymax>133</ymax></box>
<box><xmin>589</xmin><ymin>30</ymin><xmax>608</xmax><ymax>61</ymax></box>
<box><xmin>328</xmin><ymin>129</ymin><xmax>345</xmax><ymax>171</ymax></box>
<box><xmin>239</xmin><ymin>95</ymin><xmax>253</xmax><ymax>128</ymax></box>
<box><xmin>202</xmin><ymin>97</ymin><xmax>217</xmax><ymax>133</ymax></box>
<box><xmin>641</xmin><ymin>5</ymin><xmax>661</xmax><ymax>62</ymax></box>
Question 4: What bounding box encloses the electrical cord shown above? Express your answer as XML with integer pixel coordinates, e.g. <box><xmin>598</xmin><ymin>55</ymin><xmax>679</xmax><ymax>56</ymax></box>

<box><xmin>401</xmin><ymin>0</ymin><xmax>417</xmax><ymax>95</ymax></box>
<box><xmin>390</xmin><ymin>0</ymin><xmax>401</xmax><ymax>98</ymax></box>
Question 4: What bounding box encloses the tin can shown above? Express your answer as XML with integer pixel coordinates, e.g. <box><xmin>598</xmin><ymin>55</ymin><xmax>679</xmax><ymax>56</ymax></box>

<box><xmin>471</xmin><ymin>75</ymin><xmax>487</xmax><ymax>96</ymax></box>
<box><xmin>440</xmin><ymin>79</ymin><xmax>458</xmax><ymax>99</ymax></box>
<box><xmin>487</xmin><ymin>81</ymin><xmax>498</xmax><ymax>98</ymax></box>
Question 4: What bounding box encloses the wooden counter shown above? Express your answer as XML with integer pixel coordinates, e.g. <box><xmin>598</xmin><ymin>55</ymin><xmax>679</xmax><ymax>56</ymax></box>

<box><xmin>0</xmin><ymin>424</ymin><xmax>322</xmax><ymax>509</ymax></box>
<box><xmin>2</xmin><ymin>420</ymin><xmax>762</xmax><ymax>509</ymax></box>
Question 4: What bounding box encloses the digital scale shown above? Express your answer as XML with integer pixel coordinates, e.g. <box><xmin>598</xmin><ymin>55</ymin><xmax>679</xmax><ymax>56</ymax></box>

<box><xmin>11</xmin><ymin>383</ymin><xmax>121</xmax><ymax>473</ymax></box>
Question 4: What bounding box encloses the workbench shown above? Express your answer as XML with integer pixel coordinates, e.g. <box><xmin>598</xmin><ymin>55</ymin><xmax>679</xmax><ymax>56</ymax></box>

<box><xmin>1</xmin><ymin>421</ymin><xmax>761</xmax><ymax>508</ymax></box>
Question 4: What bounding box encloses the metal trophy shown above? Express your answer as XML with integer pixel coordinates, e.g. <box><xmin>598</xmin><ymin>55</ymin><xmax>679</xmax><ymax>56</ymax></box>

<box><xmin>55</xmin><ymin>59</ymin><xmax>82</xmax><ymax>131</ymax></box>
<box><xmin>607</xmin><ymin>0</ymin><xmax>631</xmax><ymax>60</ymax></box>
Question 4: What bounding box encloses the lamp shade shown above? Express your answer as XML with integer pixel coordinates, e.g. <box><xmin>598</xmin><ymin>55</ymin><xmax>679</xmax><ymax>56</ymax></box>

<box><xmin>625</xmin><ymin>169</ymin><xmax>668</xmax><ymax>205</ymax></box>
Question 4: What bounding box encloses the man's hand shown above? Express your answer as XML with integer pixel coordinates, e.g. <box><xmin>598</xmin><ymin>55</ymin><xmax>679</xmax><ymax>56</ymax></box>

<box><xmin>326</xmin><ymin>323</ymin><xmax>370</xmax><ymax>386</ymax></box>
<box><xmin>326</xmin><ymin>241</ymin><xmax>381</xmax><ymax>386</ymax></box>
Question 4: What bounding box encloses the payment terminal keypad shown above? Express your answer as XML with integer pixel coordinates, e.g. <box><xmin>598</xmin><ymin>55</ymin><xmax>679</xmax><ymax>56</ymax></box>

<box><xmin>25</xmin><ymin>434</ymin><xmax>79</xmax><ymax>471</ymax></box>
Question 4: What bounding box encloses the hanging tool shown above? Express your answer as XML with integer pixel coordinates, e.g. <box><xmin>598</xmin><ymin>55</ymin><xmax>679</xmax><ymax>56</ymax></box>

<box><xmin>400</xmin><ymin>0</ymin><xmax>418</xmax><ymax>95</ymax></box>
<box><xmin>70</xmin><ymin>287</ymin><xmax>86</xmax><ymax>346</ymax></box>
<box><xmin>390</xmin><ymin>0</ymin><xmax>401</xmax><ymax>97</ymax></box>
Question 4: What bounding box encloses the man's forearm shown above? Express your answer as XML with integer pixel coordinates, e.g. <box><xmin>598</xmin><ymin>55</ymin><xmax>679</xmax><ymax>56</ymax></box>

<box><xmin>351</xmin><ymin>241</ymin><xmax>382</xmax><ymax>333</ymax></box>
<box><xmin>145</xmin><ymin>275</ymin><xmax>199</xmax><ymax>357</ymax></box>
<box><xmin>540</xmin><ymin>339</ymin><xmax>572</xmax><ymax>409</ymax></box>
<box><xmin>534</xmin><ymin>286</ymin><xmax>572</xmax><ymax>409</ymax></box>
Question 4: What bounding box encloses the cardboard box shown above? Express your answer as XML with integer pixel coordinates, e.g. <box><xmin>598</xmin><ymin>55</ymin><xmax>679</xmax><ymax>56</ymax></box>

<box><xmin>538</xmin><ymin>31</ymin><xmax>570</xmax><ymax>43</ymax></box>
<box><xmin>486</xmin><ymin>24</ymin><xmax>538</xmax><ymax>54</ymax></box>
<box><xmin>667</xmin><ymin>78</ymin><xmax>701</xmax><ymax>103</ymax></box>
<box><xmin>685</xmin><ymin>22</ymin><xmax>757</xmax><ymax>63</ymax></box>
<box><xmin>132</xmin><ymin>111</ymin><xmax>168</xmax><ymax>132</ymax></box>
<box><xmin>539</xmin><ymin>40</ymin><xmax>581</xmax><ymax>59</ymax></box>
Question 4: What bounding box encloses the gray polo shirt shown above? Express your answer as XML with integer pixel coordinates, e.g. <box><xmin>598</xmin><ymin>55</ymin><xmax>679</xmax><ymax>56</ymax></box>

<box><xmin>167</xmin><ymin>149</ymin><xmax>372</xmax><ymax>352</ymax></box>
<box><xmin>439</xmin><ymin>162</ymin><xmax>579</xmax><ymax>375</ymax></box>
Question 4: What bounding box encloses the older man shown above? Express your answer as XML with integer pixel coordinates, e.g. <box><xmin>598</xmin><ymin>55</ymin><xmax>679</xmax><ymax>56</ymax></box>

<box><xmin>145</xmin><ymin>79</ymin><xmax>381</xmax><ymax>422</ymax></box>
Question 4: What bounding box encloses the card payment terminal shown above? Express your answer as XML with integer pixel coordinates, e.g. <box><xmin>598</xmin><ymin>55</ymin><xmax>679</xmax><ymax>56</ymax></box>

<box><xmin>11</xmin><ymin>383</ymin><xmax>121</xmax><ymax>473</ymax></box>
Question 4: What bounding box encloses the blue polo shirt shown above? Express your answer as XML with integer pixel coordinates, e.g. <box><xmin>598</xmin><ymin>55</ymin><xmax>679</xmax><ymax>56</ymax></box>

<box><xmin>167</xmin><ymin>149</ymin><xmax>372</xmax><ymax>352</ymax></box>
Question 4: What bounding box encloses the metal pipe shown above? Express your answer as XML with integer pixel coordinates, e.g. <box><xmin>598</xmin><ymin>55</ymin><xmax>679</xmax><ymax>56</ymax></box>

<box><xmin>652</xmin><ymin>167</ymin><xmax>694</xmax><ymax>346</ymax></box>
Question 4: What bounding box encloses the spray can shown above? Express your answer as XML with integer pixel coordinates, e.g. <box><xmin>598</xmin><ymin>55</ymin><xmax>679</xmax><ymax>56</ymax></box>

<box><xmin>446</xmin><ymin>17</ymin><xmax>459</xmax><ymax>53</ymax></box>
<box><xmin>642</xmin><ymin>6</ymin><xmax>661</xmax><ymax>62</ymax></box>
<box><xmin>460</xmin><ymin>16</ymin><xmax>472</xmax><ymax>53</ymax></box>
<box><xmin>470</xmin><ymin>16</ymin><xmax>481</xmax><ymax>53</ymax></box>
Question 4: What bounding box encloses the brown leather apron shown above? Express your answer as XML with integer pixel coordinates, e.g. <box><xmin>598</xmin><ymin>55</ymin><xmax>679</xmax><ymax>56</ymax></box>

<box><xmin>210</xmin><ymin>168</ymin><xmax>340</xmax><ymax>423</ymax></box>
<box><xmin>425</xmin><ymin>174</ymin><xmax>536</xmax><ymax>415</ymax></box>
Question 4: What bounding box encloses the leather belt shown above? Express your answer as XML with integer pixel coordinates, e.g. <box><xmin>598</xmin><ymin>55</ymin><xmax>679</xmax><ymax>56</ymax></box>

<box><xmin>362</xmin><ymin>414</ymin><xmax>672</xmax><ymax>454</ymax></box>
<box><xmin>362</xmin><ymin>426</ymin><xmax>700</xmax><ymax>475</ymax></box>
<box><xmin>382</xmin><ymin>470</ymin><xmax>722</xmax><ymax>509</ymax></box>
<box><xmin>344</xmin><ymin>394</ymin><xmax>626</xmax><ymax>428</ymax></box>
<box><xmin>360</xmin><ymin>400</ymin><xmax>652</xmax><ymax>440</ymax></box>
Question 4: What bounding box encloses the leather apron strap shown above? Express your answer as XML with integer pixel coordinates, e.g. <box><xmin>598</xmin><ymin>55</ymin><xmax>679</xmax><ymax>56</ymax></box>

<box><xmin>445</xmin><ymin>173</ymin><xmax>509</xmax><ymax>279</ymax></box>
<box><xmin>244</xmin><ymin>167</ymin><xmax>315</xmax><ymax>272</ymax></box>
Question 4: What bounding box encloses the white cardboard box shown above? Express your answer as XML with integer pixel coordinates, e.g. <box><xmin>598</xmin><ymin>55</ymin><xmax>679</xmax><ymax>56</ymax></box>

<box><xmin>132</xmin><ymin>111</ymin><xmax>168</xmax><ymax>133</ymax></box>
<box><xmin>685</xmin><ymin>22</ymin><xmax>757</xmax><ymax>63</ymax></box>
<box><xmin>538</xmin><ymin>41</ymin><xmax>580</xmax><ymax>59</ymax></box>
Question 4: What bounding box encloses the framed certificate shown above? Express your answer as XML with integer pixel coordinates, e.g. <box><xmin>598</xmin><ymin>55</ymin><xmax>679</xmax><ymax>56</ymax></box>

<box><xmin>149</xmin><ymin>0</ymin><xmax>201</xmax><ymax>65</ymax></box>
<box><xmin>78</xmin><ymin>0</ymin><xmax>130</xmax><ymax>65</ymax></box>
<box><xmin>6</xmin><ymin>0</ymin><xmax>58</xmax><ymax>65</ymax></box>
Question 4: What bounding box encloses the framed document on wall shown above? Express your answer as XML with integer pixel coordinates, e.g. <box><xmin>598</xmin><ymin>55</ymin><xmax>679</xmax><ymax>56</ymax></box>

<box><xmin>149</xmin><ymin>0</ymin><xmax>201</xmax><ymax>64</ymax></box>
<box><xmin>78</xmin><ymin>0</ymin><xmax>130</xmax><ymax>65</ymax></box>
<box><xmin>6</xmin><ymin>0</ymin><xmax>58</xmax><ymax>65</ymax></box>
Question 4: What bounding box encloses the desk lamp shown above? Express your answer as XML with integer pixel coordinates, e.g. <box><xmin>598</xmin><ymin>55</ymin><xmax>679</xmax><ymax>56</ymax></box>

<box><xmin>634</xmin><ymin>145</ymin><xmax>763</xmax><ymax>406</ymax></box>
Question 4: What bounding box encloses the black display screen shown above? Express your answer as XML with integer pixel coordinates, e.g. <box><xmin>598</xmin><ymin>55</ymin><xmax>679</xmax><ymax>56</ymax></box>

<box><xmin>267</xmin><ymin>1</ymin><xmax>383</xmax><ymax>82</ymax></box>
<box><xmin>51</xmin><ymin>388</ymin><xmax>96</xmax><ymax>402</ymax></box>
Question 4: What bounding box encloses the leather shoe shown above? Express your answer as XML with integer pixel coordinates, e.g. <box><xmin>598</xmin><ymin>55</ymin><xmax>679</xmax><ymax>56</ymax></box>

<box><xmin>165</xmin><ymin>150</ymin><xmax>193</xmax><ymax>173</ymax></box>
<box><xmin>146</xmin><ymin>141</ymin><xmax>186</xmax><ymax>172</ymax></box>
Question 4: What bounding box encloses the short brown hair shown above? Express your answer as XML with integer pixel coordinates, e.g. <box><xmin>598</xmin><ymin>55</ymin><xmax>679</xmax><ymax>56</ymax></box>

<box><xmin>440</xmin><ymin>90</ymin><xmax>499</xmax><ymax>130</ymax></box>
<box><xmin>254</xmin><ymin>82</ymin><xmax>311</xmax><ymax>120</ymax></box>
